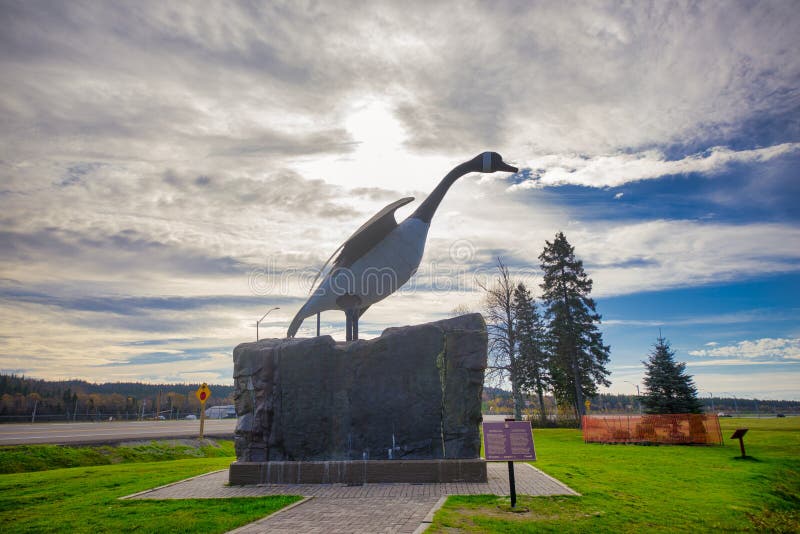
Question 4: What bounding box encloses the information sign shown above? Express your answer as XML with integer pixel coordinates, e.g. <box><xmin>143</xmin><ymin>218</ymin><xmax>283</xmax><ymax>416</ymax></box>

<box><xmin>730</xmin><ymin>428</ymin><xmax>749</xmax><ymax>458</ymax></box>
<box><xmin>483</xmin><ymin>420</ymin><xmax>536</xmax><ymax>509</ymax></box>
<box><xmin>483</xmin><ymin>421</ymin><xmax>536</xmax><ymax>461</ymax></box>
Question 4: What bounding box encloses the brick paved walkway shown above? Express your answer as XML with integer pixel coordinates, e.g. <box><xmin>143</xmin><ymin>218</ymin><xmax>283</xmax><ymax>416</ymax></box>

<box><xmin>124</xmin><ymin>462</ymin><xmax>578</xmax><ymax>533</ymax></box>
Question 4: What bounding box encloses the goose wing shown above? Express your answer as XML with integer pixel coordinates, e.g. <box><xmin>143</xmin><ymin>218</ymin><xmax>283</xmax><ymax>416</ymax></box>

<box><xmin>306</xmin><ymin>197</ymin><xmax>415</xmax><ymax>295</ymax></box>
<box><xmin>287</xmin><ymin>197</ymin><xmax>414</xmax><ymax>338</ymax></box>
<box><xmin>332</xmin><ymin>196</ymin><xmax>414</xmax><ymax>269</ymax></box>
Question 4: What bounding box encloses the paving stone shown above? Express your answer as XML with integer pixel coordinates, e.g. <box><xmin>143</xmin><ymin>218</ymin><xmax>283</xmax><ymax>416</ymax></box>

<box><xmin>124</xmin><ymin>461</ymin><xmax>578</xmax><ymax>533</ymax></box>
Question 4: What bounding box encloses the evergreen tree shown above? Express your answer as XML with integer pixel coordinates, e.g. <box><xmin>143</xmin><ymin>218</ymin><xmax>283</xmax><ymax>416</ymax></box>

<box><xmin>641</xmin><ymin>335</ymin><xmax>703</xmax><ymax>414</ymax></box>
<box><xmin>513</xmin><ymin>282</ymin><xmax>551</xmax><ymax>425</ymax></box>
<box><xmin>539</xmin><ymin>232</ymin><xmax>611</xmax><ymax>424</ymax></box>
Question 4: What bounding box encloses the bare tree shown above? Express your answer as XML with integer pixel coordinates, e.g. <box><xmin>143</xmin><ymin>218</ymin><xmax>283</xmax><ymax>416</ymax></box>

<box><xmin>478</xmin><ymin>257</ymin><xmax>525</xmax><ymax>420</ymax></box>
<box><xmin>450</xmin><ymin>303</ymin><xmax>473</xmax><ymax>317</ymax></box>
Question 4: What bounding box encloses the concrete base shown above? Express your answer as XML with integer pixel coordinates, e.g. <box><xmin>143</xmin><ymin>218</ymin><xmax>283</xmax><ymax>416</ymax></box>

<box><xmin>229</xmin><ymin>459</ymin><xmax>487</xmax><ymax>485</ymax></box>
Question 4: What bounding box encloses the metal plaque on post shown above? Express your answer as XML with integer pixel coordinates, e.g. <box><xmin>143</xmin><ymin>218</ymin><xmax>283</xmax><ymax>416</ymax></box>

<box><xmin>483</xmin><ymin>420</ymin><xmax>536</xmax><ymax>461</ymax></box>
<box><xmin>483</xmin><ymin>420</ymin><xmax>536</xmax><ymax>508</ymax></box>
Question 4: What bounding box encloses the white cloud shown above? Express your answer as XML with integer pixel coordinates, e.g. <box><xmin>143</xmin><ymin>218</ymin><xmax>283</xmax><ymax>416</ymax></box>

<box><xmin>605</xmin><ymin>369</ymin><xmax>800</xmax><ymax>401</ymax></box>
<box><xmin>691</xmin><ymin>371</ymin><xmax>800</xmax><ymax>401</ymax></box>
<box><xmin>689</xmin><ymin>338</ymin><xmax>800</xmax><ymax>361</ymax></box>
<box><xmin>1</xmin><ymin>2</ymin><xmax>799</xmax><ymax>393</ymax></box>
<box><xmin>394</xmin><ymin>2</ymin><xmax>800</xmax><ymax>155</ymax></box>
<box><xmin>603</xmin><ymin>310</ymin><xmax>795</xmax><ymax>328</ymax></box>
<box><xmin>570</xmin><ymin>220</ymin><xmax>800</xmax><ymax>297</ymax></box>
<box><xmin>510</xmin><ymin>143</ymin><xmax>800</xmax><ymax>189</ymax></box>
<box><xmin>1</xmin><ymin>3</ymin><xmax>799</xmax><ymax>181</ymax></box>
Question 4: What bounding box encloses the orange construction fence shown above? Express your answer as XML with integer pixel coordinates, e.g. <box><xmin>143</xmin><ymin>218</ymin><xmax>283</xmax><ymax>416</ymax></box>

<box><xmin>582</xmin><ymin>414</ymin><xmax>723</xmax><ymax>445</ymax></box>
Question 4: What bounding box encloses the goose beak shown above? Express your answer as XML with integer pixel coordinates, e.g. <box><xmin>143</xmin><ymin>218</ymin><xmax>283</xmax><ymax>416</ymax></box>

<box><xmin>498</xmin><ymin>161</ymin><xmax>518</xmax><ymax>173</ymax></box>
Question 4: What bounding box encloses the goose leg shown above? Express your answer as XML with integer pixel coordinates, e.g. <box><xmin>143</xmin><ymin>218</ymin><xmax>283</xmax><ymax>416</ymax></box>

<box><xmin>353</xmin><ymin>309</ymin><xmax>359</xmax><ymax>340</ymax></box>
<box><xmin>345</xmin><ymin>310</ymin><xmax>353</xmax><ymax>342</ymax></box>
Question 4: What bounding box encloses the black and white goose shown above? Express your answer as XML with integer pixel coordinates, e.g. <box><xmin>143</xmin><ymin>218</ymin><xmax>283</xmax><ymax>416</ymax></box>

<box><xmin>287</xmin><ymin>152</ymin><xmax>518</xmax><ymax>340</ymax></box>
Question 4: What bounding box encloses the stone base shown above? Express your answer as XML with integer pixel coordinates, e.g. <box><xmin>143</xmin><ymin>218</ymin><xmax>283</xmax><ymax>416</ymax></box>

<box><xmin>229</xmin><ymin>459</ymin><xmax>487</xmax><ymax>485</ymax></box>
<box><xmin>233</xmin><ymin>314</ymin><xmax>488</xmax><ymax>462</ymax></box>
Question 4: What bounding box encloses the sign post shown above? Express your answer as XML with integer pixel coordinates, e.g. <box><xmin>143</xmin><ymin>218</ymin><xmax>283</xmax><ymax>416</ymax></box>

<box><xmin>730</xmin><ymin>428</ymin><xmax>749</xmax><ymax>458</ymax></box>
<box><xmin>483</xmin><ymin>419</ymin><xmax>536</xmax><ymax>508</ymax></box>
<box><xmin>195</xmin><ymin>383</ymin><xmax>211</xmax><ymax>439</ymax></box>
<box><xmin>507</xmin><ymin>458</ymin><xmax>516</xmax><ymax>507</ymax></box>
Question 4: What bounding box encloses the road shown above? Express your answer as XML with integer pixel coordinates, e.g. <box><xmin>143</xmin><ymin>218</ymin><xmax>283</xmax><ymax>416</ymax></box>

<box><xmin>0</xmin><ymin>419</ymin><xmax>237</xmax><ymax>445</ymax></box>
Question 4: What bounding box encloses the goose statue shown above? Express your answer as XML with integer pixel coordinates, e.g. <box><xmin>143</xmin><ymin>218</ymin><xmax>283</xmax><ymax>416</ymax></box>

<box><xmin>287</xmin><ymin>152</ymin><xmax>518</xmax><ymax>340</ymax></box>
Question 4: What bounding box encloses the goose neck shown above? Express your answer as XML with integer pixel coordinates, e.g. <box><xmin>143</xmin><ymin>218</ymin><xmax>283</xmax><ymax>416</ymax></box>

<box><xmin>409</xmin><ymin>161</ymin><xmax>474</xmax><ymax>223</ymax></box>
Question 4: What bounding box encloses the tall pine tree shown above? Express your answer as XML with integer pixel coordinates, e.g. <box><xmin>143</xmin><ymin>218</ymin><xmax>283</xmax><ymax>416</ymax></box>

<box><xmin>539</xmin><ymin>232</ymin><xmax>610</xmax><ymax>424</ymax></box>
<box><xmin>513</xmin><ymin>282</ymin><xmax>551</xmax><ymax>425</ymax></box>
<box><xmin>641</xmin><ymin>335</ymin><xmax>703</xmax><ymax>414</ymax></box>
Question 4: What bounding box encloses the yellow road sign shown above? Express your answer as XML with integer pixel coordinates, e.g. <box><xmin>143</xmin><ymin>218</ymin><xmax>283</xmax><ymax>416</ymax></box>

<box><xmin>195</xmin><ymin>383</ymin><xmax>211</xmax><ymax>439</ymax></box>
<box><xmin>196</xmin><ymin>383</ymin><xmax>211</xmax><ymax>403</ymax></box>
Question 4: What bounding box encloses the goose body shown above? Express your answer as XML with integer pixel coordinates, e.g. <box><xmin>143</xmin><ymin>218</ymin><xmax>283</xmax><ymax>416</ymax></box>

<box><xmin>287</xmin><ymin>152</ymin><xmax>517</xmax><ymax>339</ymax></box>
<box><xmin>288</xmin><ymin>217</ymin><xmax>428</xmax><ymax>332</ymax></box>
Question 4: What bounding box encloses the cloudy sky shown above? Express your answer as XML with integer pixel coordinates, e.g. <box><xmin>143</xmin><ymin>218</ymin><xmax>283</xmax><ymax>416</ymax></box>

<box><xmin>1</xmin><ymin>1</ymin><xmax>798</xmax><ymax>400</ymax></box>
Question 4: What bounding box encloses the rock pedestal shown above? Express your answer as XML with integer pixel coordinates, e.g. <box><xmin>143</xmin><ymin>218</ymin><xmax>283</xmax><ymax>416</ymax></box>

<box><xmin>229</xmin><ymin>314</ymin><xmax>487</xmax><ymax>483</ymax></box>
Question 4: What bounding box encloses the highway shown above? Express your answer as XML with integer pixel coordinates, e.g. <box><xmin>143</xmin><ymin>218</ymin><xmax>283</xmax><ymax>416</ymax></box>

<box><xmin>0</xmin><ymin>419</ymin><xmax>237</xmax><ymax>445</ymax></box>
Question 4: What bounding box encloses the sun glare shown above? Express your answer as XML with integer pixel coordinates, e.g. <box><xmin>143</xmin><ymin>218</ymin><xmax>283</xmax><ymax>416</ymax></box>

<box><xmin>345</xmin><ymin>99</ymin><xmax>408</xmax><ymax>154</ymax></box>
<box><xmin>293</xmin><ymin>98</ymin><xmax>451</xmax><ymax>193</ymax></box>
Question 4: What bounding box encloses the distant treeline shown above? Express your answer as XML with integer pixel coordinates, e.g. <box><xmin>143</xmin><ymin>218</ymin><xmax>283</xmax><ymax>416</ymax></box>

<box><xmin>0</xmin><ymin>373</ymin><xmax>234</xmax><ymax>422</ymax></box>
<box><xmin>483</xmin><ymin>386</ymin><xmax>799</xmax><ymax>417</ymax></box>
<box><xmin>3</xmin><ymin>374</ymin><xmax>797</xmax><ymax>423</ymax></box>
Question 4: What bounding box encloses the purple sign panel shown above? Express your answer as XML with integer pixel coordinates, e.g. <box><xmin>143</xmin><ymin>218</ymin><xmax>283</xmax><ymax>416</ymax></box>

<box><xmin>482</xmin><ymin>421</ymin><xmax>536</xmax><ymax>461</ymax></box>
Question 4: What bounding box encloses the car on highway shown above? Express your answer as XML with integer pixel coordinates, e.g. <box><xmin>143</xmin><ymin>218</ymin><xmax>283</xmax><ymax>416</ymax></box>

<box><xmin>184</xmin><ymin>414</ymin><xmax>197</xmax><ymax>420</ymax></box>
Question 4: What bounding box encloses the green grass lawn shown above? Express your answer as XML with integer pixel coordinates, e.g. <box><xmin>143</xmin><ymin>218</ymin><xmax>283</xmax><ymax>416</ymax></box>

<box><xmin>431</xmin><ymin>417</ymin><xmax>800</xmax><ymax>533</ymax></box>
<box><xmin>2</xmin><ymin>420</ymin><xmax>797</xmax><ymax>533</ymax></box>
<box><xmin>0</xmin><ymin>450</ymin><xmax>301</xmax><ymax>533</ymax></box>
<box><xmin>0</xmin><ymin>439</ymin><xmax>236</xmax><ymax>474</ymax></box>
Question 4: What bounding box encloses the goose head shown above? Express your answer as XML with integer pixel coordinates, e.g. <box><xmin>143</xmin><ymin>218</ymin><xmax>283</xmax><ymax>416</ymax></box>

<box><xmin>474</xmin><ymin>152</ymin><xmax>518</xmax><ymax>174</ymax></box>
<box><xmin>409</xmin><ymin>151</ymin><xmax>519</xmax><ymax>224</ymax></box>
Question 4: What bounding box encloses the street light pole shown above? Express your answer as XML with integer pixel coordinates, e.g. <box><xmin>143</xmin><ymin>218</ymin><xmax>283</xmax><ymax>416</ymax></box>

<box><xmin>624</xmin><ymin>380</ymin><xmax>641</xmax><ymax>414</ymax></box>
<box><xmin>257</xmin><ymin>307</ymin><xmax>280</xmax><ymax>341</ymax></box>
<box><xmin>722</xmin><ymin>392</ymin><xmax>739</xmax><ymax>415</ymax></box>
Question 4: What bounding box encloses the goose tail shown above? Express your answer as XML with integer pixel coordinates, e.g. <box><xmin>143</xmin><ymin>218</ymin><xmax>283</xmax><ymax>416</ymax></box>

<box><xmin>286</xmin><ymin>301</ymin><xmax>316</xmax><ymax>338</ymax></box>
